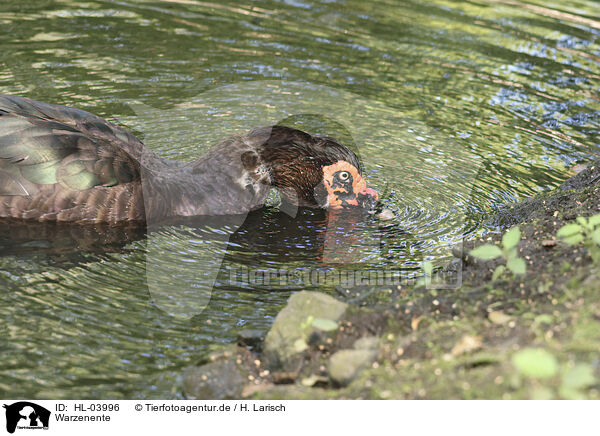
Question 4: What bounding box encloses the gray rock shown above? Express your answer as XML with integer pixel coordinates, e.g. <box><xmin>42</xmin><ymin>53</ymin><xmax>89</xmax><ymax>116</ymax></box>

<box><xmin>264</xmin><ymin>291</ymin><xmax>348</xmax><ymax>371</ymax></box>
<box><xmin>183</xmin><ymin>360</ymin><xmax>248</xmax><ymax>400</ymax></box>
<box><xmin>353</xmin><ymin>336</ymin><xmax>380</xmax><ymax>350</ymax></box>
<box><xmin>328</xmin><ymin>349</ymin><xmax>377</xmax><ymax>386</ymax></box>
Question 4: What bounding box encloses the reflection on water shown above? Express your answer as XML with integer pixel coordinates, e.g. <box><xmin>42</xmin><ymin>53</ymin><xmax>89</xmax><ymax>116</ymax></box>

<box><xmin>0</xmin><ymin>0</ymin><xmax>598</xmax><ymax>398</ymax></box>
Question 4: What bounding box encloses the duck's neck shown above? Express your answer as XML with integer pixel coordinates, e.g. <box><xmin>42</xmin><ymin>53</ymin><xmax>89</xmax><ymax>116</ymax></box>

<box><xmin>141</xmin><ymin>158</ymin><xmax>273</xmax><ymax>220</ymax></box>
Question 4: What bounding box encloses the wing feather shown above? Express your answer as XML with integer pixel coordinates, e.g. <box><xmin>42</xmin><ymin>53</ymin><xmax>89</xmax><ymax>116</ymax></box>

<box><xmin>0</xmin><ymin>95</ymin><xmax>148</xmax><ymax>222</ymax></box>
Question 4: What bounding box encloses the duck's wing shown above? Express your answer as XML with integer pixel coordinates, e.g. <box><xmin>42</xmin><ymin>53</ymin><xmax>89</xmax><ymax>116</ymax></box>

<box><xmin>0</xmin><ymin>95</ymin><xmax>149</xmax><ymax>222</ymax></box>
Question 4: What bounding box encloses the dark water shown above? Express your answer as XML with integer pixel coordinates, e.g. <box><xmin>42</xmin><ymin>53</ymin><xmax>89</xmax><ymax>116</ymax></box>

<box><xmin>0</xmin><ymin>0</ymin><xmax>599</xmax><ymax>398</ymax></box>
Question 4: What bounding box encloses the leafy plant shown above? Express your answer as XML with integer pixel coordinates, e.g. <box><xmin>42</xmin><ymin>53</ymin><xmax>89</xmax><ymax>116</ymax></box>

<box><xmin>420</xmin><ymin>261</ymin><xmax>433</xmax><ymax>278</ymax></box>
<box><xmin>512</xmin><ymin>348</ymin><xmax>597</xmax><ymax>399</ymax></box>
<box><xmin>469</xmin><ymin>226</ymin><xmax>526</xmax><ymax>278</ymax></box>
<box><xmin>293</xmin><ymin>315</ymin><xmax>339</xmax><ymax>352</ymax></box>
<box><xmin>416</xmin><ymin>260</ymin><xmax>434</xmax><ymax>288</ymax></box>
<box><xmin>557</xmin><ymin>214</ymin><xmax>600</xmax><ymax>262</ymax></box>
<box><xmin>512</xmin><ymin>348</ymin><xmax>558</xmax><ymax>379</ymax></box>
<box><xmin>559</xmin><ymin>363</ymin><xmax>597</xmax><ymax>400</ymax></box>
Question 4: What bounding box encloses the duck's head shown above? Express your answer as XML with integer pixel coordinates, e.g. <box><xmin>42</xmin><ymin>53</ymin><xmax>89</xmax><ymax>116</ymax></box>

<box><xmin>319</xmin><ymin>161</ymin><xmax>379</xmax><ymax>210</ymax></box>
<box><xmin>256</xmin><ymin>126</ymin><xmax>379</xmax><ymax>211</ymax></box>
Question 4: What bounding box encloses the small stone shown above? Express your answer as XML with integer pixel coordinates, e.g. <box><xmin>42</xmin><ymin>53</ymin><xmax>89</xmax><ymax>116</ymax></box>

<box><xmin>271</xmin><ymin>371</ymin><xmax>298</xmax><ymax>384</ymax></box>
<box><xmin>451</xmin><ymin>334</ymin><xmax>482</xmax><ymax>356</ymax></box>
<box><xmin>184</xmin><ymin>360</ymin><xmax>248</xmax><ymax>400</ymax></box>
<box><xmin>353</xmin><ymin>336</ymin><xmax>380</xmax><ymax>350</ymax></box>
<box><xmin>300</xmin><ymin>374</ymin><xmax>328</xmax><ymax>387</ymax></box>
<box><xmin>542</xmin><ymin>240</ymin><xmax>556</xmax><ymax>248</ymax></box>
<box><xmin>328</xmin><ymin>349</ymin><xmax>378</xmax><ymax>386</ymax></box>
<box><xmin>411</xmin><ymin>316</ymin><xmax>422</xmax><ymax>331</ymax></box>
<box><xmin>488</xmin><ymin>311</ymin><xmax>511</xmax><ymax>325</ymax></box>
<box><xmin>375</xmin><ymin>208</ymin><xmax>395</xmax><ymax>221</ymax></box>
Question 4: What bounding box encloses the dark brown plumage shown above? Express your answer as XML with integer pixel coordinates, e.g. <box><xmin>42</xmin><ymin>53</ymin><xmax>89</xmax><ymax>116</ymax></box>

<box><xmin>0</xmin><ymin>95</ymin><xmax>377</xmax><ymax>223</ymax></box>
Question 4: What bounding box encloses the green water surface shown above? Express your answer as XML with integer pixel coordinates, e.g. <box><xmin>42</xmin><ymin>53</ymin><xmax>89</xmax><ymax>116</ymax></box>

<box><xmin>0</xmin><ymin>0</ymin><xmax>598</xmax><ymax>398</ymax></box>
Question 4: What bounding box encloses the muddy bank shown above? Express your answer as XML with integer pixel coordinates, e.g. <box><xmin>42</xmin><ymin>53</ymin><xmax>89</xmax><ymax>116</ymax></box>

<box><xmin>183</xmin><ymin>163</ymin><xmax>600</xmax><ymax>399</ymax></box>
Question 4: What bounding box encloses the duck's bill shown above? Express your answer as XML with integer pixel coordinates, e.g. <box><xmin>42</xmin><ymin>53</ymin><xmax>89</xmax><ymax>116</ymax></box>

<box><xmin>328</xmin><ymin>185</ymin><xmax>379</xmax><ymax>210</ymax></box>
<box><xmin>356</xmin><ymin>187</ymin><xmax>379</xmax><ymax>210</ymax></box>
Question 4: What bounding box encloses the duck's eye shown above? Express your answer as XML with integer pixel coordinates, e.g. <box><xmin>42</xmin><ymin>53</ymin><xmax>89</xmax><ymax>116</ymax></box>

<box><xmin>338</xmin><ymin>171</ymin><xmax>350</xmax><ymax>181</ymax></box>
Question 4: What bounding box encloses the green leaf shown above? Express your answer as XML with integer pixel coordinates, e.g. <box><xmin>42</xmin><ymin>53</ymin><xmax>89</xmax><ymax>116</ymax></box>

<box><xmin>507</xmin><ymin>257</ymin><xmax>526</xmax><ymax>275</ymax></box>
<box><xmin>531</xmin><ymin>387</ymin><xmax>555</xmax><ymax>400</ymax></box>
<box><xmin>576</xmin><ymin>216</ymin><xmax>589</xmax><ymax>228</ymax></box>
<box><xmin>557</xmin><ymin>223</ymin><xmax>582</xmax><ymax>238</ymax></box>
<box><xmin>470</xmin><ymin>244</ymin><xmax>502</xmax><ymax>260</ymax></box>
<box><xmin>512</xmin><ymin>348</ymin><xmax>558</xmax><ymax>379</ymax></box>
<box><xmin>293</xmin><ymin>338</ymin><xmax>308</xmax><ymax>353</ymax></box>
<box><xmin>492</xmin><ymin>265</ymin><xmax>506</xmax><ymax>281</ymax></box>
<box><xmin>502</xmin><ymin>227</ymin><xmax>521</xmax><ymax>250</ymax></box>
<box><xmin>301</xmin><ymin>315</ymin><xmax>315</xmax><ymax>331</ymax></box>
<box><xmin>561</xmin><ymin>233</ymin><xmax>584</xmax><ymax>246</ymax></box>
<box><xmin>562</xmin><ymin>363</ymin><xmax>596</xmax><ymax>389</ymax></box>
<box><xmin>421</xmin><ymin>261</ymin><xmax>433</xmax><ymax>276</ymax></box>
<box><xmin>588</xmin><ymin>214</ymin><xmax>600</xmax><ymax>228</ymax></box>
<box><xmin>558</xmin><ymin>386</ymin><xmax>586</xmax><ymax>400</ymax></box>
<box><xmin>311</xmin><ymin>318</ymin><xmax>338</xmax><ymax>332</ymax></box>
<box><xmin>592</xmin><ymin>229</ymin><xmax>600</xmax><ymax>245</ymax></box>
<box><xmin>590</xmin><ymin>247</ymin><xmax>600</xmax><ymax>264</ymax></box>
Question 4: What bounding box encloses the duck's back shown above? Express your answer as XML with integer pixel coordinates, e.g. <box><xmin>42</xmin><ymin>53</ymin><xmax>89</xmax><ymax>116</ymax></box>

<box><xmin>0</xmin><ymin>95</ymin><xmax>149</xmax><ymax>223</ymax></box>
